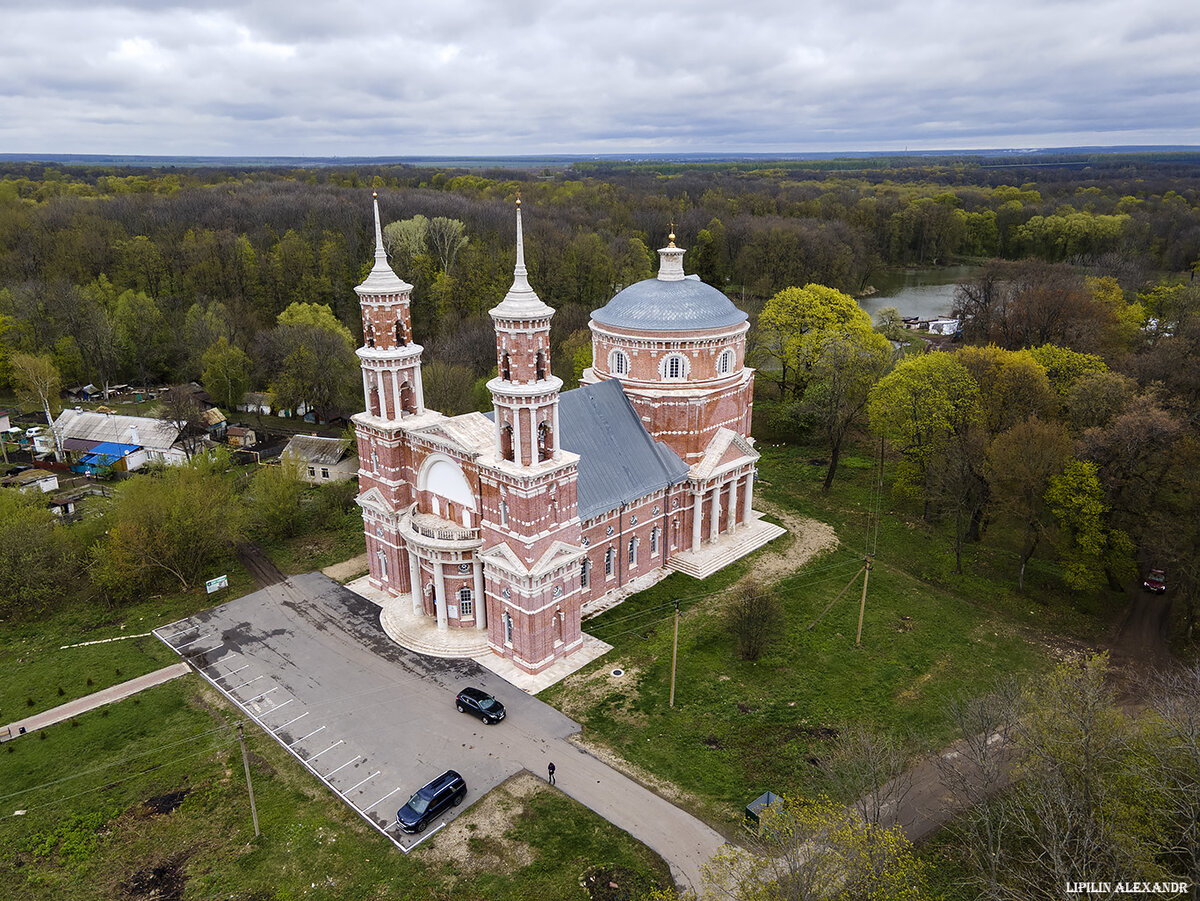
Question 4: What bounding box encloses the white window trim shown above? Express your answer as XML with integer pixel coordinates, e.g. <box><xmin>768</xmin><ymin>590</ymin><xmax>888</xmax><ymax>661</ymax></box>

<box><xmin>717</xmin><ymin>349</ymin><xmax>734</xmax><ymax>375</ymax></box>
<box><xmin>609</xmin><ymin>348</ymin><xmax>630</xmax><ymax>376</ymax></box>
<box><xmin>660</xmin><ymin>353</ymin><xmax>690</xmax><ymax>381</ymax></box>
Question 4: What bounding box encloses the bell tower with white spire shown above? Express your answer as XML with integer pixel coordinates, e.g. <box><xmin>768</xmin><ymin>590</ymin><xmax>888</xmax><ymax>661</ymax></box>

<box><xmin>486</xmin><ymin>197</ymin><xmax>562</xmax><ymax>467</ymax></box>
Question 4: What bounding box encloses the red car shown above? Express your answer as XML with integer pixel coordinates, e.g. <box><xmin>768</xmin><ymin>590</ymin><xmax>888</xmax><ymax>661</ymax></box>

<box><xmin>1143</xmin><ymin>569</ymin><xmax>1167</xmax><ymax>593</ymax></box>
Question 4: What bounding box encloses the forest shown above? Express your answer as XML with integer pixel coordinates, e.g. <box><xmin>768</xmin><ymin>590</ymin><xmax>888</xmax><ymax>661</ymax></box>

<box><xmin>1</xmin><ymin>152</ymin><xmax>1200</xmax><ymax>633</ymax></box>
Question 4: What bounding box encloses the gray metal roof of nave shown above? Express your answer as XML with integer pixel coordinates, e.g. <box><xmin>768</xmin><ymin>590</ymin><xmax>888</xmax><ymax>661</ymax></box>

<box><xmin>557</xmin><ymin>379</ymin><xmax>690</xmax><ymax>520</ymax></box>
<box><xmin>591</xmin><ymin>274</ymin><xmax>748</xmax><ymax>332</ymax></box>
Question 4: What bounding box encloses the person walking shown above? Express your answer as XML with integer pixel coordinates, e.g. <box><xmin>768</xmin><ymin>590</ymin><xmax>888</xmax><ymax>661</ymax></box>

<box><xmin>547</xmin><ymin>762</ymin><xmax>556</xmax><ymax>785</ymax></box>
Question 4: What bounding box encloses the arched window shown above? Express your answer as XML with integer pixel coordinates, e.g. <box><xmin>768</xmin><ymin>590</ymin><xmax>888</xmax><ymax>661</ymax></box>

<box><xmin>501</xmin><ymin>352</ymin><xmax>511</xmax><ymax>380</ymax></box>
<box><xmin>537</xmin><ymin>421</ymin><xmax>552</xmax><ymax>461</ymax></box>
<box><xmin>503</xmin><ymin>611</ymin><xmax>513</xmax><ymax>644</ymax></box>
<box><xmin>499</xmin><ymin>500</ymin><xmax>509</xmax><ymax>527</ymax></box>
<box><xmin>377</xmin><ymin>550</ymin><xmax>388</xmax><ymax>581</ymax></box>
<box><xmin>366</xmin><ymin>322</ymin><xmax>375</xmax><ymax>348</ymax></box>
<box><xmin>604</xmin><ymin>547</ymin><xmax>615</xmax><ymax>577</ymax></box>
<box><xmin>660</xmin><ymin>353</ymin><xmax>689</xmax><ymax>380</ymax></box>
<box><xmin>717</xmin><ymin>349</ymin><xmax>734</xmax><ymax>375</ymax></box>
<box><xmin>395</xmin><ymin>320</ymin><xmax>406</xmax><ymax>346</ymax></box>
<box><xmin>650</xmin><ymin>526</ymin><xmax>659</xmax><ymax>555</ymax></box>
<box><xmin>535</xmin><ymin>350</ymin><xmax>546</xmax><ymax>381</ymax></box>
<box><xmin>580</xmin><ymin>558</ymin><xmax>590</xmax><ymax>588</ymax></box>
<box><xmin>500</xmin><ymin>424</ymin><xmax>514</xmax><ymax>462</ymax></box>
<box><xmin>400</xmin><ymin>381</ymin><xmax>415</xmax><ymax>414</ymax></box>
<box><xmin>628</xmin><ymin>536</ymin><xmax>638</xmax><ymax>567</ymax></box>
<box><xmin>609</xmin><ymin>349</ymin><xmax>630</xmax><ymax>376</ymax></box>
<box><xmin>458</xmin><ymin>586</ymin><xmax>473</xmax><ymax>616</ymax></box>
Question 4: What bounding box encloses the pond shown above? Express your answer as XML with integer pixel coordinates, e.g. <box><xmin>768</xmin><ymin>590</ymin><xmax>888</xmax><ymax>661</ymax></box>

<box><xmin>856</xmin><ymin>265</ymin><xmax>979</xmax><ymax>322</ymax></box>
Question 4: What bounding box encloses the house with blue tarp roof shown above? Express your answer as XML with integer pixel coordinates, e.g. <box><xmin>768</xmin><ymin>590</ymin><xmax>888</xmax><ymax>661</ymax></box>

<box><xmin>72</xmin><ymin>441</ymin><xmax>144</xmax><ymax>476</ymax></box>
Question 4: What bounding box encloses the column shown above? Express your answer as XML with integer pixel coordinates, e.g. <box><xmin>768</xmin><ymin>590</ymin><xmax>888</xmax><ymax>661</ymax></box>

<box><xmin>743</xmin><ymin>471</ymin><xmax>754</xmax><ymax>522</ymax></box>
<box><xmin>408</xmin><ymin>549</ymin><xmax>422</xmax><ymax>616</ymax></box>
<box><xmin>413</xmin><ymin>365</ymin><xmax>425</xmax><ymax>414</ymax></box>
<box><xmin>692</xmin><ymin>491</ymin><xmax>703</xmax><ymax>550</ymax></box>
<box><xmin>391</xmin><ymin>369</ymin><xmax>402</xmax><ymax>420</ymax></box>
<box><xmin>433</xmin><ymin>560</ymin><xmax>448</xmax><ymax>630</ymax></box>
<box><xmin>512</xmin><ymin>406</ymin><xmax>523</xmax><ymax>466</ymax></box>
<box><xmin>552</xmin><ymin>403</ymin><xmax>561</xmax><ymax>457</ymax></box>
<box><xmin>473</xmin><ymin>560</ymin><xmax>486</xmax><ymax>630</ymax></box>
<box><xmin>709</xmin><ymin>487</ymin><xmax>721</xmax><ymax>543</ymax></box>
<box><xmin>376</xmin><ymin>370</ymin><xmax>388</xmax><ymax>420</ymax></box>
<box><xmin>728</xmin><ymin>478</ymin><xmax>739</xmax><ymax>532</ymax></box>
<box><xmin>362</xmin><ymin>369</ymin><xmax>373</xmax><ymax>415</ymax></box>
<box><xmin>492</xmin><ymin>406</ymin><xmax>502</xmax><ymax>458</ymax></box>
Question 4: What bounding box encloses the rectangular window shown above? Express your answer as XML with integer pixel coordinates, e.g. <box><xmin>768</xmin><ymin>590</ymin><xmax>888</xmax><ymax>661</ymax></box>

<box><xmin>307</xmin><ymin>467</ymin><xmax>315</xmax><ymax>477</ymax></box>
<box><xmin>460</xmin><ymin>599</ymin><xmax>473</xmax><ymax>616</ymax></box>
<box><xmin>321</xmin><ymin>468</ymin><xmax>330</xmax><ymax>479</ymax></box>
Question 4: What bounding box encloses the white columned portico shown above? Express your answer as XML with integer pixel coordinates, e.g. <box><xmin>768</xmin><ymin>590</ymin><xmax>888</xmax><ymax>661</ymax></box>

<box><xmin>728</xmin><ymin>478</ymin><xmax>739</xmax><ymax>532</ymax></box>
<box><xmin>407</xmin><ymin>549</ymin><xmax>422</xmax><ymax>615</ymax></box>
<box><xmin>743</xmin><ymin>472</ymin><xmax>754</xmax><ymax>522</ymax></box>
<box><xmin>709</xmin><ymin>486</ymin><xmax>721</xmax><ymax>543</ymax></box>
<box><xmin>472</xmin><ymin>561</ymin><xmax>486</xmax><ymax>629</ymax></box>
<box><xmin>692</xmin><ymin>491</ymin><xmax>704</xmax><ymax>550</ymax></box>
<box><xmin>433</xmin><ymin>561</ymin><xmax>448</xmax><ymax>630</ymax></box>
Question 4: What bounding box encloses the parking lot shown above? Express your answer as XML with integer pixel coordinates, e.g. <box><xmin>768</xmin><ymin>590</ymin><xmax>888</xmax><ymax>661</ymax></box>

<box><xmin>154</xmin><ymin>572</ymin><xmax>579</xmax><ymax>852</ymax></box>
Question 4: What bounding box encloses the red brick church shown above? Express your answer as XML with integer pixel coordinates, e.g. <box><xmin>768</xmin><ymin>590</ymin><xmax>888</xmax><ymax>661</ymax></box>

<box><xmin>354</xmin><ymin>195</ymin><xmax>783</xmax><ymax>674</ymax></box>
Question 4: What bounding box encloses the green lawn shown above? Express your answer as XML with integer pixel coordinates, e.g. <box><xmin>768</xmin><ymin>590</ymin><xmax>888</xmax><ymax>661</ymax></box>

<box><xmin>0</xmin><ymin>562</ymin><xmax>255</xmax><ymax>725</ymax></box>
<box><xmin>261</xmin><ymin>504</ymin><xmax>367</xmax><ymax>575</ymax></box>
<box><xmin>542</xmin><ymin>439</ymin><xmax>1126</xmax><ymax>831</ymax></box>
<box><xmin>0</xmin><ymin>678</ymin><xmax>671</xmax><ymax>901</ymax></box>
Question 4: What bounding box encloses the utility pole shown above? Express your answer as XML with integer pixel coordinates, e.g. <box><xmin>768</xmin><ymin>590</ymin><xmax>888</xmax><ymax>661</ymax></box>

<box><xmin>856</xmin><ymin>555</ymin><xmax>873</xmax><ymax>647</ymax></box>
<box><xmin>236</xmin><ymin>722</ymin><xmax>260</xmax><ymax>837</ymax></box>
<box><xmin>669</xmin><ymin>599</ymin><xmax>680</xmax><ymax>708</ymax></box>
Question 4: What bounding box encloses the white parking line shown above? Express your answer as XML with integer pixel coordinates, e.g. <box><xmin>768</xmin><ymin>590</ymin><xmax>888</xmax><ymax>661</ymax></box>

<box><xmin>307</xmin><ymin>739</ymin><xmax>345</xmax><ymax>763</ymax></box>
<box><xmin>229</xmin><ymin>675</ymin><xmax>264</xmax><ymax>691</ymax></box>
<box><xmin>160</xmin><ymin>625</ymin><xmax>197</xmax><ymax>641</ymax></box>
<box><xmin>344</xmin><ymin>770</ymin><xmax>381</xmax><ymax>794</ymax></box>
<box><xmin>401</xmin><ymin>821</ymin><xmax>446</xmax><ymax>852</ymax></box>
<box><xmin>366</xmin><ymin>786</ymin><xmax>402</xmax><ymax>811</ymax></box>
<box><xmin>173</xmin><ymin>633</ymin><xmax>214</xmax><ymax>650</ymax></box>
<box><xmin>211</xmin><ymin>663</ymin><xmax>249</xmax><ymax>678</ymax></box>
<box><xmin>248</xmin><ymin>687</ymin><xmax>279</xmax><ymax>703</ymax></box>
<box><xmin>260</xmin><ymin>698</ymin><xmax>293</xmax><ymax>716</ymax></box>
<box><xmin>324</xmin><ymin>756</ymin><xmax>362</xmax><ymax>778</ymax></box>
<box><xmin>290</xmin><ymin>725</ymin><xmax>326</xmax><ymax>746</ymax></box>
<box><xmin>271</xmin><ymin>711</ymin><xmax>307</xmax><ymax>733</ymax></box>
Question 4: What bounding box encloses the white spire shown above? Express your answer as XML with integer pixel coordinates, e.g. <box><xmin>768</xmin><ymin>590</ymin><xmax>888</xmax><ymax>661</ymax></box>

<box><xmin>356</xmin><ymin>191</ymin><xmax>413</xmax><ymax>296</ymax></box>
<box><xmin>491</xmin><ymin>196</ymin><xmax>553</xmax><ymax>319</ymax></box>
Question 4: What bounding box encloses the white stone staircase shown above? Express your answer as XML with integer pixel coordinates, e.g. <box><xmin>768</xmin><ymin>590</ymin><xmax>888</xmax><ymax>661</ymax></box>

<box><xmin>667</xmin><ymin>513</ymin><xmax>787</xmax><ymax>580</ymax></box>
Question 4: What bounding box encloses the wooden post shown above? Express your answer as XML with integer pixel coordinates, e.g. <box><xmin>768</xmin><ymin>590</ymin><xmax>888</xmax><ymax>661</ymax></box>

<box><xmin>856</xmin><ymin>556</ymin><xmax>872</xmax><ymax>647</ymax></box>
<box><xmin>669</xmin><ymin>600</ymin><xmax>680</xmax><ymax>708</ymax></box>
<box><xmin>237</xmin><ymin>722</ymin><xmax>261</xmax><ymax>837</ymax></box>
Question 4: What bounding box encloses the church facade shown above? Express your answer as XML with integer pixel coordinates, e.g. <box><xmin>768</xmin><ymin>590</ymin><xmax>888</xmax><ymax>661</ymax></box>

<box><xmin>353</xmin><ymin>195</ymin><xmax>781</xmax><ymax>674</ymax></box>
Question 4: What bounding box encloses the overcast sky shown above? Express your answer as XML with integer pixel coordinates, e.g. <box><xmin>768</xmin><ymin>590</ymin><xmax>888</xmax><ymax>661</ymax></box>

<box><xmin>3</xmin><ymin>0</ymin><xmax>1198</xmax><ymax>156</ymax></box>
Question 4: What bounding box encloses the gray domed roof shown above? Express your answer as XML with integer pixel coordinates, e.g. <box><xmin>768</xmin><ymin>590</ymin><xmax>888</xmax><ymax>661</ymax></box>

<box><xmin>591</xmin><ymin>241</ymin><xmax>747</xmax><ymax>332</ymax></box>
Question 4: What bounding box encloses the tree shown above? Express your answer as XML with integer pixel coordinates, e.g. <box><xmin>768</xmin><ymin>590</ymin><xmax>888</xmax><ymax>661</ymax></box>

<box><xmin>0</xmin><ymin>490</ymin><xmax>81</xmax><ymax>620</ymax></box>
<box><xmin>383</xmin><ymin>214</ymin><xmax>429</xmax><ymax>273</ymax></box>
<box><xmin>819</xmin><ymin>727</ymin><xmax>913</xmax><ymax>830</ymax></box>
<box><xmin>159</xmin><ymin>387</ymin><xmax>207</xmax><ymax>460</ymax></box>
<box><xmin>756</xmin><ymin>284</ymin><xmax>873</xmax><ymax>398</ymax></box>
<box><xmin>1026</xmin><ymin>344</ymin><xmax>1107</xmax><ymax>399</ymax></box>
<box><xmin>984</xmin><ymin>417</ymin><xmax>1072</xmax><ymax>591</ymax></box>
<box><xmin>266</xmin><ymin>303</ymin><xmax>359</xmax><ymax>421</ymax></box>
<box><xmin>422</xmin><ymin>359</ymin><xmax>480</xmax><ymax>416</ymax></box>
<box><xmin>1044</xmin><ymin>459</ymin><xmax>1134</xmax><ymax>591</ymax></box>
<box><xmin>955</xmin><ymin>346</ymin><xmax>1054</xmax><ymax>436</ymax></box>
<box><xmin>250</xmin><ymin>453</ymin><xmax>306</xmax><ymax>539</ymax></box>
<box><xmin>802</xmin><ymin>328</ymin><xmax>894</xmax><ymax>492</ymax></box>
<box><xmin>726</xmin><ymin>578</ymin><xmax>781</xmax><ymax>661</ymax></box>
<box><xmin>868</xmin><ymin>353</ymin><xmax>980</xmax><ymax>515</ymax></box>
<box><xmin>873</xmin><ymin>306</ymin><xmax>906</xmax><ymax>342</ymax></box>
<box><xmin>11</xmin><ymin>351</ymin><xmax>63</xmax><ymax>460</ymax></box>
<box><xmin>89</xmin><ymin>456</ymin><xmax>245</xmax><ymax>597</ymax></box>
<box><xmin>427</xmin><ymin>216</ymin><xmax>469</xmax><ymax>274</ymax></box>
<box><xmin>201</xmin><ymin>337</ymin><xmax>251</xmax><ymax>411</ymax></box>
<box><xmin>704</xmin><ymin>795</ymin><xmax>930</xmax><ymax>901</ymax></box>
<box><xmin>112</xmin><ymin>288</ymin><xmax>169</xmax><ymax>388</ymax></box>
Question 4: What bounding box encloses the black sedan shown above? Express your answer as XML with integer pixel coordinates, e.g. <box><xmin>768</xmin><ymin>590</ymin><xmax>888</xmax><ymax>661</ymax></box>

<box><xmin>455</xmin><ymin>687</ymin><xmax>506</xmax><ymax>724</ymax></box>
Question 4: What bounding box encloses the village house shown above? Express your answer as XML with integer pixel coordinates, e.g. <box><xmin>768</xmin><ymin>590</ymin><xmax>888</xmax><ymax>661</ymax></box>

<box><xmin>52</xmin><ymin>409</ymin><xmax>190</xmax><ymax>471</ymax></box>
<box><xmin>282</xmin><ymin>434</ymin><xmax>358</xmax><ymax>484</ymax></box>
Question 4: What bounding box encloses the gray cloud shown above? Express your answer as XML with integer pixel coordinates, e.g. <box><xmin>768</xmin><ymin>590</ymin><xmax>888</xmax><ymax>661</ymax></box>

<box><xmin>1</xmin><ymin>0</ymin><xmax>1197</xmax><ymax>154</ymax></box>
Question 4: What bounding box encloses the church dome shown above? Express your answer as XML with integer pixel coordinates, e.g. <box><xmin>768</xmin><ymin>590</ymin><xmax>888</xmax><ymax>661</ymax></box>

<box><xmin>591</xmin><ymin>238</ymin><xmax>747</xmax><ymax>333</ymax></box>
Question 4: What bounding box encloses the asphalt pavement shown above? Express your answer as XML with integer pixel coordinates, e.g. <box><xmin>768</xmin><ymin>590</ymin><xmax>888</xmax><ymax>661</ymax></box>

<box><xmin>155</xmin><ymin>572</ymin><xmax>724</xmax><ymax>894</ymax></box>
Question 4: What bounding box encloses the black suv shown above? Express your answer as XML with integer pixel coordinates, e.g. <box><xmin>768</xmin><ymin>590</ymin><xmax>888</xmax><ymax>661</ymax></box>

<box><xmin>396</xmin><ymin>770</ymin><xmax>466</xmax><ymax>833</ymax></box>
<box><xmin>455</xmin><ymin>687</ymin><xmax>506</xmax><ymax>724</ymax></box>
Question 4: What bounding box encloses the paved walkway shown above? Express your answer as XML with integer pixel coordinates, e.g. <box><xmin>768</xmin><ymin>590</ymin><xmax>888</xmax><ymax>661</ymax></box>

<box><xmin>2</xmin><ymin>663</ymin><xmax>190</xmax><ymax>738</ymax></box>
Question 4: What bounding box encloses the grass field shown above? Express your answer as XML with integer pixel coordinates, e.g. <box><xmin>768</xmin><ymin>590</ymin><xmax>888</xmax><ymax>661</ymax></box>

<box><xmin>0</xmin><ymin>563</ymin><xmax>255</xmax><ymax>725</ymax></box>
<box><xmin>541</xmin><ymin>438</ymin><xmax>1127</xmax><ymax>830</ymax></box>
<box><xmin>0</xmin><ymin>678</ymin><xmax>671</xmax><ymax>901</ymax></box>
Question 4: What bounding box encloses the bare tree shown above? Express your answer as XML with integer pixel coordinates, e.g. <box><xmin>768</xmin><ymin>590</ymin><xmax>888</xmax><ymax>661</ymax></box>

<box><xmin>1147</xmin><ymin>664</ymin><xmax>1200</xmax><ymax>885</ymax></box>
<box><xmin>159</xmin><ymin>387</ymin><xmax>207</xmax><ymax>460</ymax></box>
<box><xmin>11</xmin><ymin>352</ymin><xmax>63</xmax><ymax>461</ymax></box>
<box><xmin>819</xmin><ymin>726</ymin><xmax>914</xmax><ymax>830</ymax></box>
<box><xmin>726</xmin><ymin>578</ymin><xmax>781</xmax><ymax>661</ymax></box>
